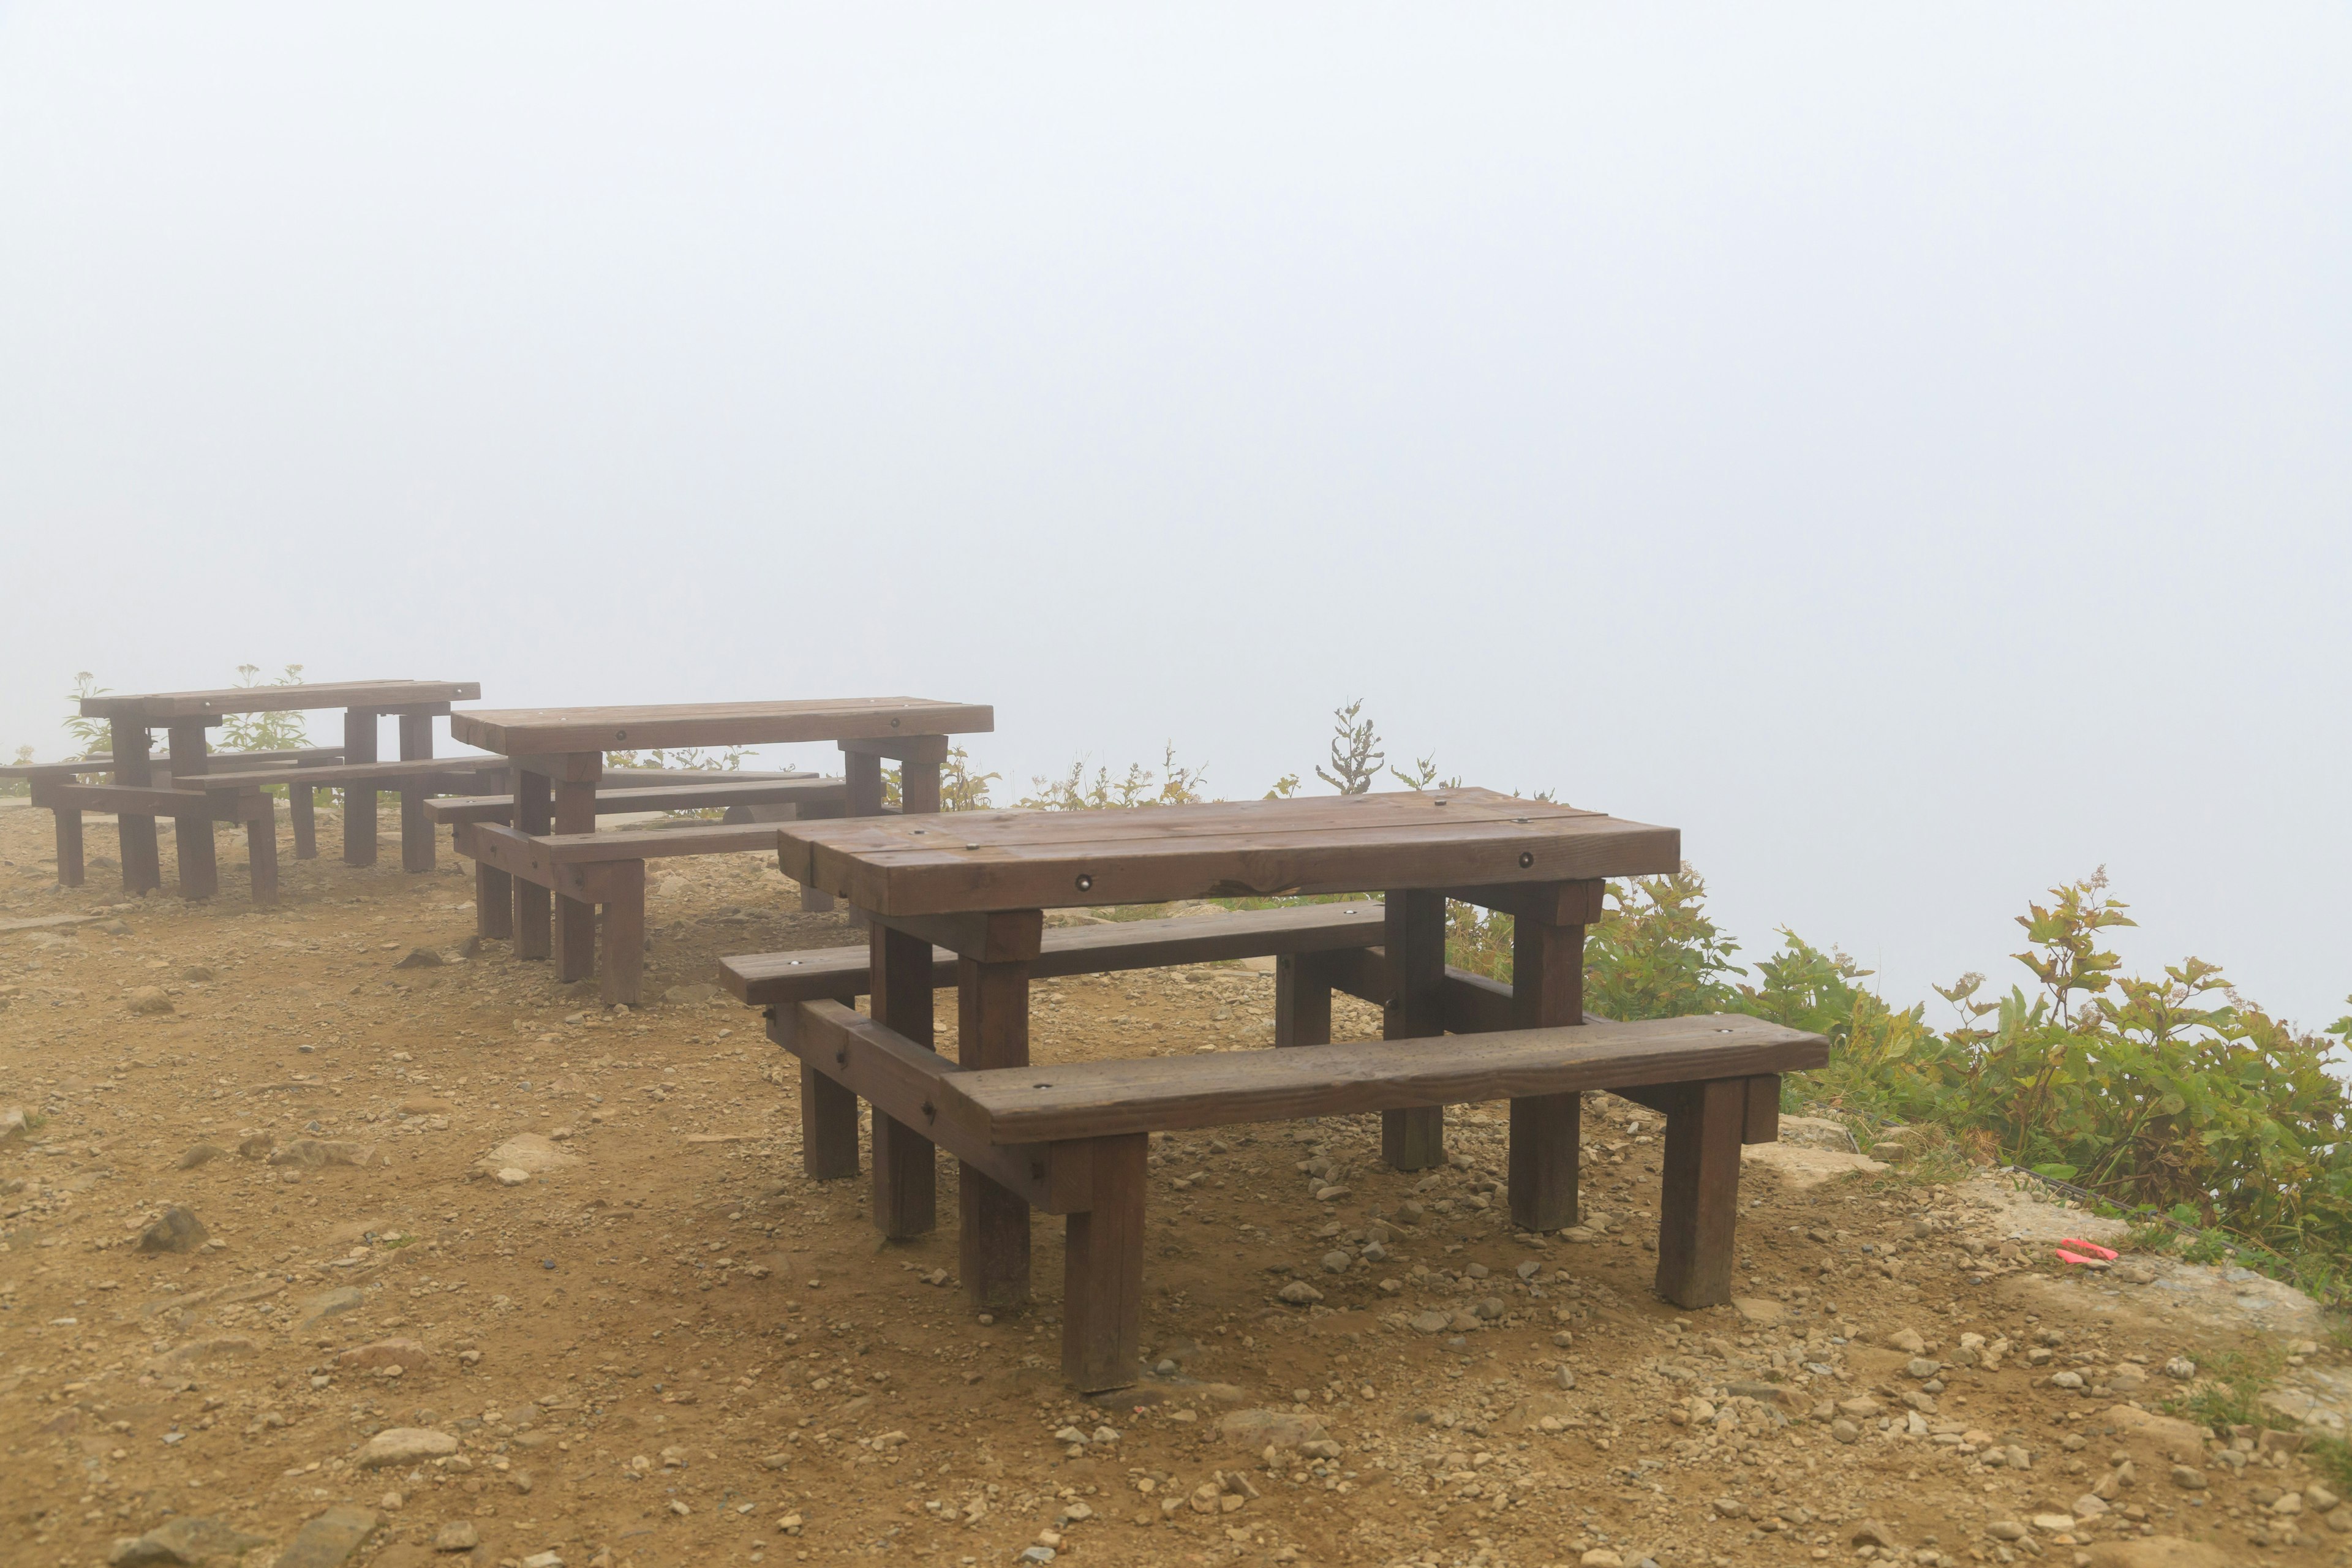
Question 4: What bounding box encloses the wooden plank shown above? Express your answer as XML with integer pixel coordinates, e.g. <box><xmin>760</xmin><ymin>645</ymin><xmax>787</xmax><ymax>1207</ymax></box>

<box><xmin>718</xmin><ymin>900</ymin><xmax>1390</xmax><ymax>1006</ymax></box>
<box><xmin>873</xmin><ymin>908</ymin><xmax>1042</xmax><ymax>964</ymax></box>
<box><xmin>843</xmin><ymin>751</ymin><xmax>884</xmax><ymax>818</ymax></box>
<box><xmin>51</xmin><ymin>783</ymin><xmax>260</xmax><ymax>819</ymax></box>
<box><xmin>599</xmin><ymin>861</ymin><xmax>646</xmax><ymax>1008</ymax></box>
<box><xmin>1274</xmin><ymin>951</ymin><xmax>1333</xmax><ymax>1049</ymax></box>
<box><xmin>507</xmin><ymin>752</ymin><xmax>606</xmax><ymax>785</ymax></box>
<box><xmin>1</xmin><ymin>746</ymin><xmax>342</xmax><ymax>778</ymax></box>
<box><xmin>1507</xmin><ymin>908</ymin><xmax>1585</xmax><ymax>1232</ymax></box>
<box><xmin>1060</xmin><ymin>1134</ymin><xmax>1148</xmax><ymax>1392</ymax></box>
<box><xmin>900</xmin><ymin>752</ymin><xmax>943</xmax><ymax>816</ymax></box>
<box><xmin>110</xmin><ymin>721</ymin><xmax>161</xmax><ymax>896</ymax></box>
<box><xmin>513</xmin><ymin>771</ymin><xmax>552</xmax><ymax>960</ymax></box>
<box><xmin>341</xmin><ymin>708</ymin><xmax>379</xmax><ymax>867</ymax></box>
<box><xmin>775</xmin><ymin>1001</ymin><xmax>1054</xmax><ymax>1207</ymax></box>
<box><xmin>958</xmin><ymin>957</ymin><xmax>1033</xmax><ymax>1310</ymax></box>
<box><xmin>55</xmin><ymin>799</ymin><xmax>85</xmax><ymax>887</ymax></box>
<box><xmin>81</xmin><ymin>680</ymin><xmax>476</xmax><ymax>722</ymax></box>
<box><xmin>801</xmin><ymin>1060</ymin><xmax>861</xmax><ymax>1182</ymax></box>
<box><xmin>553</xmin><ymin>756</ymin><xmax>601</xmax><ymax>984</ymax></box>
<box><xmin>289</xmin><ymin>780</ymin><xmax>317</xmax><ymax>859</ymax></box>
<box><xmin>1382</xmin><ymin>890</ymin><xmax>1447</xmax><ymax>1171</ymax></box>
<box><xmin>785</xmin><ymin>792</ymin><xmax>1676</xmax><ymax>915</ymax></box>
<box><xmin>942</xmin><ymin>1015</ymin><xmax>1827</xmax><ymax>1145</ymax></box>
<box><xmin>1654</xmin><ymin>1077</ymin><xmax>1746</xmax><ymax>1309</ymax></box>
<box><xmin>197</xmin><ymin>756</ymin><xmax>509</xmax><ymax>788</ymax></box>
<box><xmin>869</xmin><ymin>923</ymin><xmax>937</xmax><ymax>1240</ymax></box>
<box><xmin>477</xmin><ymin>856</ymin><xmax>513</xmax><ymax>940</ymax></box>
<box><xmin>398</xmin><ymin>710</ymin><xmax>436</xmax><ymax>873</ymax></box>
<box><xmin>246</xmin><ymin>814</ymin><xmax>279</xmax><ymax>905</ymax></box>
<box><xmin>1743</xmin><ymin>1075</ymin><xmax>1780</xmax><ymax>1145</ymax></box>
<box><xmin>450</xmin><ymin>698</ymin><xmax>994</xmax><ymax>755</ymax></box>
<box><xmin>424</xmin><ymin>776</ymin><xmax>836</xmax><ymax>825</ymax></box>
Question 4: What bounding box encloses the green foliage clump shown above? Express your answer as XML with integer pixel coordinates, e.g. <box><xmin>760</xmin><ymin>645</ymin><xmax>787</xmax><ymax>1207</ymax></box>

<box><xmin>1018</xmin><ymin>744</ymin><xmax>1208</xmax><ymax>810</ymax></box>
<box><xmin>62</xmin><ymin>673</ymin><xmax>110</xmax><ymax>758</ymax></box>
<box><xmin>216</xmin><ymin>664</ymin><xmax>311</xmax><ymax>752</ymax></box>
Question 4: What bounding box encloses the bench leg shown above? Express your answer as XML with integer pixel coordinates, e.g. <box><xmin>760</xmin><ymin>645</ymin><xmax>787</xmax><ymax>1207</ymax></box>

<box><xmin>1275</xmin><ymin>952</ymin><xmax>1333</xmax><ymax>1047</ymax></box>
<box><xmin>247</xmin><ymin>815</ymin><xmax>279</xmax><ymax>906</ymax></box>
<box><xmin>513</xmin><ymin>771</ymin><xmax>552</xmax><ymax>960</ymax></box>
<box><xmin>1381</xmin><ymin>889</ymin><xmax>1447</xmax><ymax>1170</ymax></box>
<box><xmin>110</xmin><ymin>722</ymin><xmax>162</xmax><ymax>896</ymax></box>
<box><xmin>599</xmin><ymin>864</ymin><xmax>646</xmax><ymax>1008</ymax></box>
<box><xmin>1509</xmin><ymin>1093</ymin><xmax>1581</xmax><ymax>1232</ymax></box>
<box><xmin>175</xmin><ymin>810</ymin><xmax>217</xmax><ymax>900</ymax></box>
<box><xmin>902</xmin><ymin>755</ymin><xmax>941</xmax><ymax>814</ymax></box>
<box><xmin>477</xmin><ymin>861</ymin><xmax>513</xmax><ymax>940</ymax></box>
<box><xmin>1062</xmin><ymin>1133</ymin><xmax>1147</xmax><ymax>1392</ymax></box>
<box><xmin>801</xmin><ymin>1063</ymin><xmax>861</xmax><ymax>1180</ymax></box>
<box><xmin>55</xmin><ymin>807</ymin><xmax>85</xmax><ymax>887</ymax></box>
<box><xmin>290</xmin><ymin>783</ymin><xmax>317</xmax><ymax>859</ymax></box>
<box><xmin>1654</xmin><ymin>1077</ymin><xmax>1746</xmax><ymax>1309</ymax></box>
<box><xmin>1508</xmin><ymin>908</ymin><xmax>1586</xmax><ymax>1231</ymax></box>
<box><xmin>958</xmin><ymin>957</ymin><xmax>1032</xmax><ymax>1309</ymax></box>
<box><xmin>552</xmin><ymin>771</ymin><xmax>598</xmax><ymax>981</ymax></box>
<box><xmin>869</xmin><ymin>924</ymin><xmax>937</xmax><ymax>1240</ymax></box>
<box><xmin>398</xmin><ymin>710</ymin><xmax>434</xmax><ymax>873</ymax></box>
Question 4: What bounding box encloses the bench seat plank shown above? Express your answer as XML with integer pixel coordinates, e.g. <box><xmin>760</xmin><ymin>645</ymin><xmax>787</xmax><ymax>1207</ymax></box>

<box><xmin>943</xmin><ymin>1014</ymin><xmax>1825</xmax><ymax>1144</ymax></box>
<box><xmin>426</xmin><ymin>775</ymin><xmax>835</xmax><ymax>825</ymax></box>
<box><xmin>720</xmin><ymin>901</ymin><xmax>1388</xmax><ymax>1006</ymax></box>
<box><xmin>193</xmin><ymin>756</ymin><xmax>509</xmax><ymax>788</ymax></box>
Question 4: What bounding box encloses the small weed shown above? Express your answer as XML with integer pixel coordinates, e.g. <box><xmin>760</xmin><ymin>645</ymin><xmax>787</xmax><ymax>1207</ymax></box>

<box><xmin>2307</xmin><ymin>1436</ymin><xmax>2352</xmax><ymax>1495</ymax></box>
<box><xmin>2166</xmin><ymin>1346</ymin><xmax>2291</xmax><ymax>1434</ymax></box>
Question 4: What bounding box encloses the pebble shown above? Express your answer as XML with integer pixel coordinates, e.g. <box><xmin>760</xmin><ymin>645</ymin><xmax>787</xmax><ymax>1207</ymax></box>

<box><xmin>1321</xmin><ymin>1250</ymin><xmax>1351</xmax><ymax>1274</ymax></box>
<box><xmin>2171</xmin><ymin>1465</ymin><xmax>2209</xmax><ymax>1491</ymax></box>
<box><xmin>1277</xmin><ymin>1281</ymin><xmax>1323</xmax><ymax>1305</ymax></box>
<box><xmin>496</xmin><ymin>1167</ymin><xmax>531</xmax><ymax>1186</ymax></box>
<box><xmin>126</xmin><ymin>986</ymin><xmax>174</xmax><ymax>1016</ymax></box>
<box><xmin>174</xmin><ymin>1143</ymin><xmax>227</xmax><ymax>1169</ymax></box>
<box><xmin>108</xmin><ymin>1517</ymin><xmax>268</xmax><ymax>1566</ymax></box>
<box><xmin>435</xmin><ymin>1521</ymin><xmax>481</xmax><ymax>1550</ymax></box>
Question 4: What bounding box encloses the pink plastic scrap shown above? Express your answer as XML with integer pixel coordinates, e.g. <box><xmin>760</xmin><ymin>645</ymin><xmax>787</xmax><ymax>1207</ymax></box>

<box><xmin>2059</xmin><ymin>1238</ymin><xmax>2119</xmax><ymax>1261</ymax></box>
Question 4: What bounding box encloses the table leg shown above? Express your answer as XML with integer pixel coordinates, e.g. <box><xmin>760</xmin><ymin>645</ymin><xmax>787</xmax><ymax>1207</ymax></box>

<box><xmin>869</xmin><ymin>922</ymin><xmax>936</xmax><ymax>1239</ymax></box>
<box><xmin>1507</xmin><ymin>913</ymin><xmax>1585</xmax><ymax>1232</ymax></box>
<box><xmin>477</xmin><ymin>860</ymin><xmax>514</xmax><ymax>940</ymax></box>
<box><xmin>398</xmin><ymin>709</ymin><xmax>434</xmax><ymax>873</ymax></box>
<box><xmin>513</xmin><ymin>770</ymin><xmax>552</xmax><ymax>960</ymax></box>
<box><xmin>902</xmin><ymin>753</ymin><xmax>942</xmax><ymax>814</ymax></box>
<box><xmin>246</xmin><ymin>804</ymin><xmax>279</xmax><ymax>906</ymax></box>
<box><xmin>1061</xmin><ymin>1133</ymin><xmax>1147</xmax><ymax>1392</ymax></box>
<box><xmin>958</xmin><ymin>956</ymin><xmax>1032</xmax><ymax>1308</ymax></box>
<box><xmin>165</xmin><ymin>720</ymin><xmax>217</xmax><ymax>900</ymax></box>
<box><xmin>342</xmin><ymin>708</ymin><xmax>379</xmax><ymax>866</ymax></box>
<box><xmin>289</xmin><ymin>782</ymin><xmax>317</xmax><ymax>859</ymax></box>
<box><xmin>1381</xmin><ymin>889</ymin><xmax>1446</xmax><ymax>1169</ymax></box>
<box><xmin>107</xmin><ymin>722</ymin><xmax>161</xmax><ymax>895</ymax></box>
<box><xmin>801</xmin><ymin>1064</ymin><xmax>861</xmax><ymax>1180</ymax></box>
<box><xmin>844</xmin><ymin>752</ymin><xmax>884</xmax><ymax>816</ymax></box>
<box><xmin>553</xmin><ymin>758</ymin><xmax>598</xmax><ymax>982</ymax></box>
<box><xmin>599</xmin><ymin>862</ymin><xmax>646</xmax><ymax>1008</ymax></box>
<box><xmin>1654</xmin><ymin>1077</ymin><xmax>1745</xmax><ymax>1309</ymax></box>
<box><xmin>1275</xmin><ymin>952</ymin><xmax>1333</xmax><ymax>1047</ymax></box>
<box><xmin>54</xmin><ymin>795</ymin><xmax>85</xmax><ymax>887</ymax></box>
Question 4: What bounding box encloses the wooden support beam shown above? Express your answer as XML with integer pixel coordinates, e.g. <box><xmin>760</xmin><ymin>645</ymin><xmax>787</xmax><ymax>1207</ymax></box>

<box><xmin>957</xmin><ymin>957</ymin><xmax>1032</xmax><ymax>1310</ymax></box>
<box><xmin>164</xmin><ymin>720</ymin><xmax>217</xmax><ymax>901</ymax></box>
<box><xmin>1274</xmin><ymin>951</ymin><xmax>1333</xmax><ymax>1048</ymax></box>
<box><xmin>873</xmin><ymin>908</ymin><xmax>1042</xmax><ymax>965</ymax></box>
<box><xmin>1060</xmin><ymin>1133</ymin><xmax>1147</xmax><ymax>1393</ymax></box>
<box><xmin>598</xmin><ymin>861</ymin><xmax>646</xmax><ymax>1008</ymax></box>
<box><xmin>552</xmin><ymin>757</ymin><xmax>600</xmax><ymax>984</ymax></box>
<box><xmin>398</xmin><ymin>710</ymin><xmax>435</xmax><ymax>873</ymax></box>
<box><xmin>110</xmin><ymin>721</ymin><xmax>161</xmax><ymax>896</ymax></box>
<box><xmin>1381</xmin><ymin>889</ymin><xmax>1446</xmax><ymax>1170</ymax></box>
<box><xmin>342</xmin><ymin>708</ymin><xmax>379</xmax><ymax>866</ymax></box>
<box><xmin>289</xmin><ymin>778</ymin><xmax>317</xmax><ymax>859</ymax></box>
<box><xmin>869</xmin><ymin>922</ymin><xmax>937</xmax><ymax>1240</ymax></box>
<box><xmin>1507</xmin><ymin>907</ymin><xmax>1585</xmax><ymax>1233</ymax></box>
<box><xmin>512</xmin><ymin>771</ymin><xmax>552</xmax><ymax>960</ymax></box>
<box><xmin>1654</xmin><ymin>1077</ymin><xmax>1746</xmax><ymax>1309</ymax></box>
<box><xmin>247</xmin><ymin>814</ymin><xmax>279</xmax><ymax>905</ymax></box>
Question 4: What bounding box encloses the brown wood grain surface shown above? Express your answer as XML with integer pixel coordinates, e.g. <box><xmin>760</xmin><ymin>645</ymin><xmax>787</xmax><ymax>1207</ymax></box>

<box><xmin>448</xmin><ymin>698</ymin><xmax>992</xmax><ymax>755</ymax></box>
<box><xmin>424</xmin><ymin>776</ymin><xmax>835</xmax><ymax>824</ymax></box>
<box><xmin>80</xmin><ymin>681</ymin><xmax>477</xmax><ymax>721</ymax></box>
<box><xmin>781</xmin><ymin>791</ymin><xmax>1674</xmax><ymax>914</ymax></box>
<box><xmin>944</xmin><ymin>1015</ymin><xmax>1825</xmax><ymax>1144</ymax></box>
<box><xmin>718</xmin><ymin>900</ymin><xmax>1390</xmax><ymax>1005</ymax></box>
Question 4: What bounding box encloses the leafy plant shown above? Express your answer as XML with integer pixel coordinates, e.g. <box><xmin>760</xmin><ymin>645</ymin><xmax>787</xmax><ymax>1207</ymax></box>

<box><xmin>62</xmin><ymin>673</ymin><xmax>110</xmax><ymax>759</ymax></box>
<box><xmin>217</xmin><ymin>664</ymin><xmax>311</xmax><ymax>753</ymax></box>
<box><xmin>1315</xmin><ymin>701</ymin><xmax>1384</xmax><ymax>795</ymax></box>
<box><xmin>1020</xmin><ymin>745</ymin><xmax>1209</xmax><ymax>810</ymax></box>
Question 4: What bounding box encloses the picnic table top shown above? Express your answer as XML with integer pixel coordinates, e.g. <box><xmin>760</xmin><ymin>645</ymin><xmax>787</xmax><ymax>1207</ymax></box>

<box><xmin>81</xmin><ymin>680</ymin><xmax>481</xmax><ymax>721</ymax></box>
<box><xmin>776</xmin><ymin>788</ymin><xmax>1679</xmax><ymax>916</ymax></box>
<box><xmin>448</xmin><ymin>698</ymin><xmax>993</xmax><ymax>756</ymax></box>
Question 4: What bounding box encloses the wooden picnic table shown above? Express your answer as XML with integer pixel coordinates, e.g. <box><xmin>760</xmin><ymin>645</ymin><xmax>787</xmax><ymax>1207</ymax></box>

<box><xmin>446</xmin><ymin>698</ymin><xmax>992</xmax><ymax>1000</ymax></box>
<box><xmin>18</xmin><ymin>679</ymin><xmax>480</xmax><ymax>899</ymax></box>
<box><xmin>752</xmin><ymin>788</ymin><xmax>1834</xmax><ymax>1390</ymax></box>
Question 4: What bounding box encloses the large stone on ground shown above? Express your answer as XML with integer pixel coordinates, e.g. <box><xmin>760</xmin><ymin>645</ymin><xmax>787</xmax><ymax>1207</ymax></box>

<box><xmin>268</xmin><ymin>1138</ymin><xmax>379</xmax><ymax>1169</ymax></box>
<box><xmin>1741</xmin><ymin>1141</ymin><xmax>1888</xmax><ymax>1189</ymax></box>
<box><xmin>296</xmin><ymin>1286</ymin><xmax>367</xmax><ymax>1328</ymax></box>
<box><xmin>275</xmin><ymin>1504</ymin><xmax>380</xmax><ymax>1567</ymax></box>
<box><xmin>138</xmin><ymin>1205</ymin><xmax>208</xmax><ymax>1254</ymax></box>
<box><xmin>337</xmin><ymin>1337</ymin><xmax>434</xmax><ymax>1374</ymax></box>
<box><xmin>476</xmin><ymin>1133</ymin><xmax>579</xmax><ymax>1177</ymax></box>
<box><xmin>2081</xmin><ymin>1540</ymin><xmax>2244</xmax><ymax>1568</ymax></box>
<box><xmin>108</xmin><ymin>1515</ymin><xmax>269</xmax><ymax>1564</ymax></box>
<box><xmin>2105</xmin><ymin>1404</ymin><xmax>2214</xmax><ymax>1453</ymax></box>
<box><xmin>356</xmin><ymin>1428</ymin><xmax>458</xmax><ymax>1468</ymax></box>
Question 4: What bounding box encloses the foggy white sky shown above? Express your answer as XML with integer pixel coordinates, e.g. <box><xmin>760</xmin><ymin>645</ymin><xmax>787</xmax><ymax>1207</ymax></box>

<box><xmin>3</xmin><ymin>6</ymin><xmax>2346</xmax><ymax>1028</ymax></box>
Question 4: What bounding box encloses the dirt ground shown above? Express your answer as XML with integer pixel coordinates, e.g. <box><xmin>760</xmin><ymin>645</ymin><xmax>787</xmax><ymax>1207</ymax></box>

<box><xmin>3</xmin><ymin>797</ymin><xmax>2348</xmax><ymax>1568</ymax></box>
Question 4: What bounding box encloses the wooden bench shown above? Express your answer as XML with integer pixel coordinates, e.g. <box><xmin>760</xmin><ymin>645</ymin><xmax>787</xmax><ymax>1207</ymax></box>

<box><xmin>34</xmin><ymin>781</ymin><xmax>285</xmax><ymax>903</ymax></box>
<box><xmin>190</xmin><ymin>755</ymin><xmax>514</xmax><ymax>875</ymax></box>
<box><xmin>451</xmin><ymin>778</ymin><xmax>850</xmax><ymax>1006</ymax></box>
<box><xmin>767</xmin><ymin>997</ymin><xmax>1825</xmax><ymax>1390</ymax></box>
<box><xmin>6</xmin><ymin>749</ymin><xmax>344</xmax><ymax>891</ymax></box>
